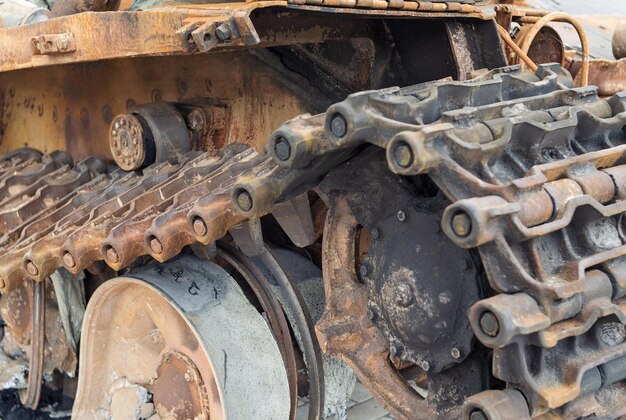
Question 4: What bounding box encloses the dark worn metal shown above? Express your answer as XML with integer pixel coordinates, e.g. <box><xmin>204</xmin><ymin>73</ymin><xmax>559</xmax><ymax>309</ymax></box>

<box><xmin>272</xmin><ymin>64</ymin><xmax>626</xmax><ymax>417</ymax></box>
<box><xmin>319</xmin><ymin>149</ymin><xmax>480</xmax><ymax>375</ymax></box>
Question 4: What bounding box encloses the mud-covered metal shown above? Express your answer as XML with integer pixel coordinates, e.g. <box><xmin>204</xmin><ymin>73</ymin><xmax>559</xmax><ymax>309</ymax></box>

<box><xmin>271</xmin><ymin>63</ymin><xmax>626</xmax><ymax>417</ymax></box>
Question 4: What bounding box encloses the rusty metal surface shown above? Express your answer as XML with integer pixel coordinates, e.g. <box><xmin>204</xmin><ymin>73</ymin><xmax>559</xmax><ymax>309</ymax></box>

<box><xmin>0</xmin><ymin>52</ymin><xmax>313</xmax><ymax>160</ymax></box>
<box><xmin>0</xmin><ymin>146</ymin><xmax>267</xmax><ymax>292</ymax></box>
<box><xmin>0</xmin><ymin>1</ymin><xmax>484</xmax><ymax>74</ymax></box>
<box><xmin>268</xmin><ymin>63</ymin><xmax>626</xmax><ymax>417</ymax></box>
<box><xmin>317</xmin><ymin>193</ymin><xmax>437</xmax><ymax>419</ymax></box>
<box><xmin>73</xmin><ymin>256</ymin><xmax>290</xmax><ymax>419</ymax></box>
<box><xmin>570</xmin><ymin>57</ymin><xmax>626</xmax><ymax>97</ymax></box>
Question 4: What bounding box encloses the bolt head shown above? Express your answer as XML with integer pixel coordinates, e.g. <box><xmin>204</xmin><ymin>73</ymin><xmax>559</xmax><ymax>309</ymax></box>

<box><xmin>330</xmin><ymin>113</ymin><xmax>347</xmax><ymax>138</ymax></box>
<box><xmin>393</xmin><ymin>143</ymin><xmax>414</xmax><ymax>168</ymax></box>
<box><xmin>236</xmin><ymin>190</ymin><xmax>253</xmax><ymax>212</ymax></box>
<box><xmin>395</xmin><ymin>282</ymin><xmax>413</xmax><ymax>307</ymax></box>
<box><xmin>480</xmin><ymin>311</ymin><xmax>500</xmax><ymax>337</ymax></box>
<box><xmin>451</xmin><ymin>212</ymin><xmax>472</xmax><ymax>237</ymax></box>
<box><xmin>420</xmin><ymin>361</ymin><xmax>430</xmax><ymax>371</ymax></box>
<box><xmin>274</xmin><ymin>136</ymin><xmax>291</xmax><ymax>161</ymax></box>
<box><xmin>451</xmin><ymin>347</ymin><xmax>461</xmax><ymax>359</ymax></box>
<box><xmin>150</xmin><ymin>237</ymin><xmax>163</xmax><ymax>254</ymax></box>
<box><xmin>187</xmin><ymin>109</ymin><xmax>206</xmax><ymax>131</ymax></box>
<box><xmin>193</xmin><ymin>217</ymin><xmax>208</xmax><ymax>236</ymax></box>
<box><xmin>106</xmin><ymin>247</ymin><xmax>119</xmax><ymax>263</ymax></box>
<box><xmin>109</xmin><ymin>113</ymin><xmax>146</xmax><ymax>171</ymax></box>
<box><xmin>63</xmin><ymin>252</ymin><xmax>76</xmax><ymax>268</ymax></box>
<box><xmin>215</xmin><ymin>24</ymin><xmax>231</xmax><ymax>41</ymax></box>
<box><xmin>25</xmin><ymin>261</ymin><xmax>39</xmax><ymax>276</ymax></box>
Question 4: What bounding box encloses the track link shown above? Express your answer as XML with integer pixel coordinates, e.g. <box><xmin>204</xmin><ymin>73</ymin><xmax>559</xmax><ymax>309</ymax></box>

<box><xmin>268</xmin><ymin>63</ymin><xmax>626</xmax><ymax>417</ymax></box>
<box><xmin>3</xmin><ymin>64</ymin><xmax>626</xmax><ymax>418</ymax></box>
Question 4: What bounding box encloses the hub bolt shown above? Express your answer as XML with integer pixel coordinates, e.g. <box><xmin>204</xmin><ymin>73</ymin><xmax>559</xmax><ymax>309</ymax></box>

<box><xmin>186</xmin><ymin>109</ymin><xmax>206</xmax><ymax>132</ymax></box>
<box><xmin>109</xmin><ymin>113</ymin><xmax>147</xmax><ymax>171</ymax></box>
<box><xmin>395</xmin><ymin>282</ymin><xmax>413</xmax><ymax>307</ymax></box>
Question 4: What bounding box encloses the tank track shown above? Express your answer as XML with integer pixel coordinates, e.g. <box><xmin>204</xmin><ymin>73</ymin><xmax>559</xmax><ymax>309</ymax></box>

<box><xmin>2</xmin><ymin>64</ymin><xmax>626</xmax><ymax>417</ymax></box>
<box><xmin>267</xmin><ymin>63</ymin><xmax>626</xmax><ymax>417</ymax></box>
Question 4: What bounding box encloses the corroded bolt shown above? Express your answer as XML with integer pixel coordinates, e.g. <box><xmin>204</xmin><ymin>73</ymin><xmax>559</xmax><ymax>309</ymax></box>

<box><xmin>236</xmin><ymin>190</ymin><xmax>253</xmax><ymax>212</ymax></box>
<box><xmin>330</xmin><ymin>113</ymin><xmax>347</xmax><ymax>138</ymax></box>
<box><xmin>451</xmin><ymin>212</ymin><xmax>472</xmax><ymax>237</ymax></box>
<box><xmin>106</xmin><ymin>247</ymin><xmax>119</xmax><ymax>263</ymax></box>
<box><xmin>393</xmin><ymin>143</ymin><xmax>414</xmax><ymax>168</ymax></box>
<box><xmin>150</xmin><ymin>237</ymin><xmax>163</xmax><ymax>254</ymax></box>
<box><xmin>215</xmin><ymin>23</ymin><xmax>231</xmax><ymax>41</ymax></box>
<box><xmin>193</xmin><ymin>217</ymin><xmax>208</xmax><ymax>236</ymax></box>
<box><xmin>25</xmin><ymin>261</ymin><xmax>39</xmax><ymax>276</ymax></box>
<box><xmin>451</xmin><ymin>348</ymin><xmax>461</xmax><ymax>359</ymax></box>
<box><xmin>186</xmin><ymin>109</ymin><xmax>206</xmax><ymax>132</ymax></box>
<box><xmin>63</xmin><ymin>252</ymin><xmax>76</xmax><ymax>268</ymax></box>
<box><xmin>470</xmin><ymin>410</ymin><xmax>488</xmax><ymax>420</ymax></box>
<box><xmin>397</xmin><ymin>210</ymin><xmax>406</xmax><ymax>222</ymax></box>
<box><xmin>395</xmin><ymin>282</ymin><xmax>413</xmax><ymax>307</ymax></box>
<box><xmin>420</xmin><ymin>361</ymin><xmax>430</xmax><ymax>371</ymax></box>
<box><xmin>274</xmin><ymin>136</ymin><xmax>291</xmax><ymax>161</ymax></box>
<box><xmin>480</xmin><ymin>311</ymin><xmax>500</xmax><ymax>337</ymax></box>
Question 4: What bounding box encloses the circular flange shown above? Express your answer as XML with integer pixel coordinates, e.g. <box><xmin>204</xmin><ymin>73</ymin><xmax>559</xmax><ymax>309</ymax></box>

<box><xmin>109</xmin><ymin>113</ymin><xmax>147</xmax><ymax>171</ymax></box>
